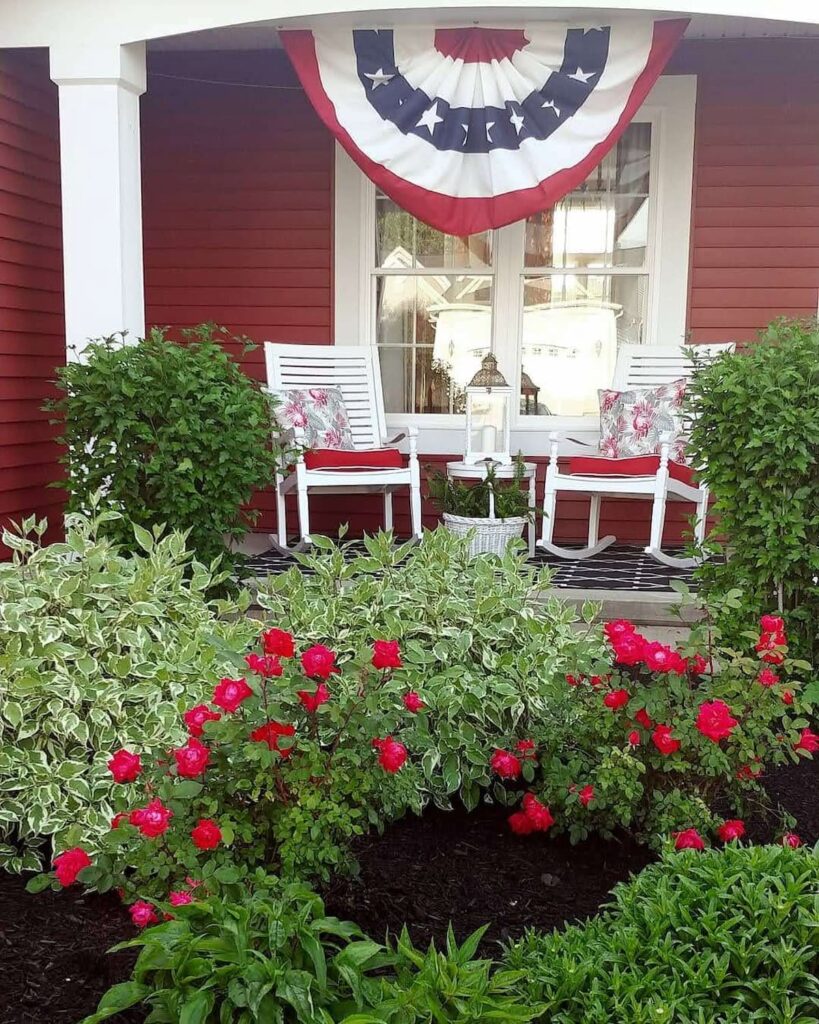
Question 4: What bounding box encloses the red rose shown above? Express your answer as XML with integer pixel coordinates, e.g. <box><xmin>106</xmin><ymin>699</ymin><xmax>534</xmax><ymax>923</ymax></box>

<box><xmin>53</xmin><ymin>847</ymin><xmax>91</xmax><ymax>887</ymax></box>
<box><xmin>372</xmin><ymin>736</ymin><xmax>407</xmax><ymax>773</ymax></box>
<box><xmin>490</xmin><ymin>748</ymin><xmax>522</xmax><ymax>780</ymax></box>
<box><xmin>297</xmin><ymin>681</ymin><xmax>330</xmax><ymax>713</ymax></box>
<box><xmin>173</xmin><ymin>738</ymin><xmax>211</xmax><ymax>778</ymax></box>
<box><xmin>111</xmin><ymin>812</ymin><xmax>128</xmax><ymax>830</ymax></box>
<box><xmin>300</xmin><ymin>644</ymin><xmax>338</xmax><ymax>679</ymax></box>
<box><xmin>522</xmin><ymin>792</ymin><xmax>554</xmax><ymax>831</ymax></box>
<box><xmin>716</xmin><ymin>819</ymin><xmax>745</xmax><ymax>842</ymax></box>
<box><xmin>604</xmin><ymin>619</ymin><xmax>636</xmax><ymax>642</ymax></box>
<box><xmin>736</xmin><ymin>762</ymin><xmax>763</xmax><ymax>781</ymax></box>
<box><xmin>794</xmin><ymin>727</ymin><xmax>819</xmax><ymax>753</ymax></box>
<box><xmin>372</xmin><ymin>640</ymin><xmax>402</xmax><ymax>670</ymax></box>
<box><xmin>262</xmin><ymin>628</ymin><xmax>295</xmax><ymax>658</ymax></box>
<box><xmin>758</xmin><ymin>668</ymin><xmax>780</xmax><ymax>688</ymax></box>
<box><xmin>212</xmin><ymin>677</ymin><xmax>253</xmax><ymax>713</ymax></box>
<box><xmin>695</xmin><ymin>700</ymin><xmax>739</xmax><ymax>743</ymax></box>
<box><xmin>756</xmin><ymin>631</ymin><xmax>787</xmax><ymax>664</ymax></box>
<box><xmin>578</xmin><ymin>784</ymin><xmax>595</xmax><ymax>808</ymax></box>
<box><xmin>627</xmin><ymin>730</ymin><xmax>641</xmax><ymax>747</ymax></box>
<box><xmin>508</xmin><ymin>811</ymin><xmax>535</xmax><ymax>835</ymax></box>
<box><xmin>130</xmin><ymin>901</ymin><xmax>158</xmax><ymax>929</ymax></box>
<box><xmin>674</xmin><ymin>828</ymin><xmax>704</xmax><ymax>851</ymax></box>
<box><xmin>107</xmin><ymin>748</ymin><xmax>141</xmax><ymax>784</ymax></box>
<box><xmin>603</xmin><ymin>689</ymin><xmax>630</xmax><ymax>710</ymax></box>
<box><xmin>168</xmin><ymin>890</ymin><xmax>193</xmax><ymax>907</ymax></box>
<box><xmin>250</xmin><ymin>719</ymin><xmax>296</xmax><ymax>755</ymax></box>
<box><xmin>565</xmin><ymin>673</ymin><xmax>582</xmax><ymax>687</ymax></box>
<box><xmin>191</xmin><ymin>818</ymin><xmax>222</xmax><ymax>850</ymax></box>
<box><xmin>642</xmin><ymin>642</ymin><xmax>687</xmax><ymax>675</ymax></box>
<box><xmin>130</xmin><ymin>798</ymin><xmax>173</xmax><ymax>838</ymax></box>
<box><xmin>782</xmin><ymin>690</ymin><xmax>794</xmax><ymax>706</ymax></box>
<box><xmin>402</xmin><ymin>691</ymin><xmax>425</xmax><ymax>713</ymax></box>
<box><xmin>652</xmin><ymin>724</ymin><xmax>681</xmax><ymax>756</ymax></box>
<box><xmin>611</xmin><ymin>632</ymin><xmax>647</xmax><ymax>667</ymax></box>
<box><xmin>635</xmin><ymin>708</ymin><xmax>652</xmax><ymax>730</ymax></box>
<box><xmin>760</xmin><ymin>614</ymin><xmax>785</xmax><ymax>633</ymax></box>
<box><xmin>516</xmin><ymin>739</ymin><xmax>536</xmax><ymax>759</ymax></box>
<box><xmin>687</xmin><ymin>654</ymin><xmax>709</xmax><ymax>676</ymax></box>
<box><xmin>184</xmin><ymin>704</ymin><xmax>221</xmax><ymax>738</ymax></box>
<box><xmin>244</xmin><ymin>653</ymin><xmax>283</xmax><ymax>677</ymax></box>
<box><xmin>782</xmin><ymin>832</ymin><xmax>802</xmax><ymax>848</ymax></box>
<box><xmin>589</xmin><ymin>674</ymin><xmax>608</xmax><ymax>687</ymax></box>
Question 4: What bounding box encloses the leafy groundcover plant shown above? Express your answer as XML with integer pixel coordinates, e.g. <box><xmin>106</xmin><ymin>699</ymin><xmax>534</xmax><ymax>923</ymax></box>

<box><xmin>48</xmin><ymin>323</ymin><xmax>289</xmax><ymax>568</ymax></box>
<box><xmin>686</xmin><ymin>317</ymin><xmax>819</xmax><ymax>662</ymax></box>
<box><xmin>0</xmin><ymin>507</ymin><xmax>256</xmax><ymax>871</ymax></box>
<box><xmin>504</xmin><ymin>843</ymin><xmax>819</xmax><ymax>1023</ymax></box>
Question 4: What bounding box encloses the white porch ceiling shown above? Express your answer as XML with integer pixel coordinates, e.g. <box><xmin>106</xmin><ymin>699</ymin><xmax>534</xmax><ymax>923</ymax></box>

<box><xmin>148</xmin><ymin>13</ymin><xmax>819</xmax><ymax>51</ymax></box>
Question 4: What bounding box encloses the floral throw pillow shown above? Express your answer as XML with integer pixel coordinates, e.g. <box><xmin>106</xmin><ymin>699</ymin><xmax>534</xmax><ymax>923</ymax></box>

<box><xmin>598</xmin><ymin>379</ymin><xmax>688</xmax><ymax>462</ymax></box>
<box><xmin>274</xmin><ymin>387</ymin><xmax>355</xmax><ymax>450</ymax></box>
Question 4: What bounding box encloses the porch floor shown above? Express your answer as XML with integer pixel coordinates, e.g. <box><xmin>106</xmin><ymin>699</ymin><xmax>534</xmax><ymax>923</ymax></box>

<box><xmin>245</xmin><ymin>540</ymin><xmax>696</xmax><ymax>594</ymax></box>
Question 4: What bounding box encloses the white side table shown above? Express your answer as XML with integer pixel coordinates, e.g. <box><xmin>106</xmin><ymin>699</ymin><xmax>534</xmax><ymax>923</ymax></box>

<box><xmin>445</xmin><ymin>460</ymin><xmax>538</xmax><ymax>558</ymax></box>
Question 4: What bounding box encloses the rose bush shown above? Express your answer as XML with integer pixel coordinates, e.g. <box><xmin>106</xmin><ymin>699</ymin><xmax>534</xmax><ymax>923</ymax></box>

<box><xmin>500</xmin><ymin>612</ymin><xmax>816</xmax><ymax>847</ymax></box>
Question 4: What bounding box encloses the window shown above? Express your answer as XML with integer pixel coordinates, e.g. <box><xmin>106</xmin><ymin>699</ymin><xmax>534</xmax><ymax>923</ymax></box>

<box><xmin>335</xmin><ymin>76</ymin><xmax>696</xmax><ymax>446</ymax></box>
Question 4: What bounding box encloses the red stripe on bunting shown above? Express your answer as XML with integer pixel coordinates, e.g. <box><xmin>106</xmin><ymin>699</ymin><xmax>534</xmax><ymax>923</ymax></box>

<box><xmin>281</xmin><ymin>20</ymin><xmax>688</xmax><ymax>235</ymax></box>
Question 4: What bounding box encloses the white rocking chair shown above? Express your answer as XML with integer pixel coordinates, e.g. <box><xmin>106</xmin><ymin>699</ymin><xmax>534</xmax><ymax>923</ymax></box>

<box><xmin>538</xmin><ymin>343</ymin><xmax>735</xmax><ymax>569</ymax></box>
<box><xmin>264</xmin><ymin>344</ymin><xmax>422</xmax><ymax>550</ymax></box>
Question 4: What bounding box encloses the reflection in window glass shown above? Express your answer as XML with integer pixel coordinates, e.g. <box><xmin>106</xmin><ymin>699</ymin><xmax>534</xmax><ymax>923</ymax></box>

<box><xmin>376</xmin><ymin>192</ymin><xmax>492</xmax><ymax>269</ymax></box>
<box><xmin>525</xmin><ymin>123</ymin><xmax>651</xmax><ymax>269</ymax></box>
<box><xmin>376</xmin><ymin>275</ymin><xmax>492</xmax><ymax>413</ymax></box>
<box><xmin>520</xmin><ymin>275</ymin><xmax>648</xmax><ymax>416</ymax></box>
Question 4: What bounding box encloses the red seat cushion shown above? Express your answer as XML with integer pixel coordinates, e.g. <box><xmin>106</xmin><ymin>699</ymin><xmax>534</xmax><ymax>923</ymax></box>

<box><xmin>567</xmin><ymin>454</ymin><xmax>695</xmax><ymax>487</ymax></box>
<box><xmin>304</xmin><ymin>447</ymin><xmax>404</xmax><ymax>471</ymax></box>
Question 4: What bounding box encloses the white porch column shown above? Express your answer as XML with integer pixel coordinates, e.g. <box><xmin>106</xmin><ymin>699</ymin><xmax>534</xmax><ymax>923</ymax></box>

<box><xmin>50</xmin><ymin>42</ymin><xmax>146</xmax><ymax>356</ymax></box>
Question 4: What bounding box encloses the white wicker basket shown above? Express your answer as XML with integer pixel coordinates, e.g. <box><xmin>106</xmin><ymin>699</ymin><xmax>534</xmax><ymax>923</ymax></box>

<box><xmin>442</xmin><ymin>513</ymin><xmax>527</xmax><ymax>557</ymax></box>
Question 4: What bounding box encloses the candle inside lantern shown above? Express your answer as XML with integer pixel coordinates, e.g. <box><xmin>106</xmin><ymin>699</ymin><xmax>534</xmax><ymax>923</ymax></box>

<box><xmin>481</xmin><ymin>424</ymin><xmax>497</xmax><ymax>453</ymax></box>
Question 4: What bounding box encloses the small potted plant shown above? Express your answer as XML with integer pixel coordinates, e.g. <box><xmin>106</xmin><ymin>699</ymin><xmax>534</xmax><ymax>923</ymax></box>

<box><xmin>427</xmin><ymin>458</ymin><xmax>532</xmax><ymax>556</ymax></box>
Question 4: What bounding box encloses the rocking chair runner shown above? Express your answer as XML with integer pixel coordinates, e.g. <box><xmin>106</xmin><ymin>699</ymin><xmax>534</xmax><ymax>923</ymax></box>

<box><xmin>264</xmin><ymin>344</ymin><xmax>422</xmax><ymax>549</ymax></box>
<box><xmin>538</xmin><ymin>343</ymin><xmax>735</xmax><ymax>569</ymax></box>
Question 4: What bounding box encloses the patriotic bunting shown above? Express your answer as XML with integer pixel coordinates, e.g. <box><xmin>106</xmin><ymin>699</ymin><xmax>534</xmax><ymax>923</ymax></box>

<box><xmin>281</xmin><ymin>19</ymin><xmax>687</xmax><ymax>234</ymax></box>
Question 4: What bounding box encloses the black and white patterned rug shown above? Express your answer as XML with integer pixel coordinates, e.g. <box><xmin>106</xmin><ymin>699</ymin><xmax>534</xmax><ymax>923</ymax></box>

<box><xmin>246</xmin><ymin>540</ymin><xmax>696</xmax><ymax>593</ymax></box>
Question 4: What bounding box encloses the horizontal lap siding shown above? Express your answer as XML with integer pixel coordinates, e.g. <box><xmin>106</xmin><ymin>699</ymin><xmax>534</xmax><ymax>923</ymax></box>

<box><xmin>0</xmin><ymin>49</ymin><xmax>64</xmax><ymax>550</ymax></box>
<box><xmin>669</xmin><ymin>39</ymin><xmax>819</xmax><ymax>344</ymax></box>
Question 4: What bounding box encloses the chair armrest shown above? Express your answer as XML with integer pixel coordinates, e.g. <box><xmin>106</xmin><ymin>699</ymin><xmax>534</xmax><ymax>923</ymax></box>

<box><xmin>383</xmin><ymin>424</ymin><xmax>419</xmax><ymax>456</ymax></box>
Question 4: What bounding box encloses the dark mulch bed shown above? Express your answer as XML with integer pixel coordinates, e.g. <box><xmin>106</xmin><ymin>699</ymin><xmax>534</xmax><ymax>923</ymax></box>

<box><xmin>2</xmin><ymin>755</ymin><xmax>817</xmax><ymax>1024</ymax></box>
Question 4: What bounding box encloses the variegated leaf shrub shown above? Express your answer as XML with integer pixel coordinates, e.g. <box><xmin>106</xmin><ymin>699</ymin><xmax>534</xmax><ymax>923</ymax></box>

<box><xmin>0</xmin><ymin>508</ymin><xmax>256</xmax><ymax>871</ymax></box>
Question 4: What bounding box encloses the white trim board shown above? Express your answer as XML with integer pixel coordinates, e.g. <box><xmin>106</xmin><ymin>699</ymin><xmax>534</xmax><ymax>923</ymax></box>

<box><xmin>334</xmin><ymin>74</ymin><xmax>697</xmax><ymax>450</ymax></box>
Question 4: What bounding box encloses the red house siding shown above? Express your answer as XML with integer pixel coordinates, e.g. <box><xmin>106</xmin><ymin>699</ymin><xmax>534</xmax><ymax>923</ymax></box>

<box><xmin>140</xmin><ymin>40</ymin><xmax>819</xmax><ymax>543</ymax></box>
<box><xmin>0</xmin><ymin>49</ymin><xmax>64</xmax><ymax>546</ymax></box>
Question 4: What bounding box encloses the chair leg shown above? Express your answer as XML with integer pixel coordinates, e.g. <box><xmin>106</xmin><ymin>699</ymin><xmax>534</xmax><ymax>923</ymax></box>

<box><xmin>694</xmin><ymin>485</ymin><xmax>709</xmax><ymax>547</ymax></box>
<box><xmin>275</xmin><ymin>475</ymin><xmax>287</xmax><ymax>549</ymax></box>
<box><xmin>588</xmin><ymin>495</ymin><xmax>601</xmax><ymax>548</ymax></box>
<box><xmin>409</xmin><ymin>459</ymin><xmax>422</xmax><ymax>540</ymax></box>
<box><xmin>383</xmin><ymin>490</ymin><xmax>394</xmax><ymax>534</ymax></box>
<box><xmin>296</xmin><ymin>477</ymin><xmax>312</xmax><ymax>546</ymax></box>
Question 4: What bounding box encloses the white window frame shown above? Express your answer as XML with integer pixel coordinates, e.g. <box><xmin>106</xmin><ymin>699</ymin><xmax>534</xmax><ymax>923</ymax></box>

<box><xmin>334</xmin><ymin>75</ymin><xmax>697</xmax><ymax>454</ymax></box>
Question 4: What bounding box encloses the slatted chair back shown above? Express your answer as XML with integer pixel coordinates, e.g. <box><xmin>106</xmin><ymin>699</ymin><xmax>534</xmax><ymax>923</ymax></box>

<box><xmin>264</xmin><ymin>344</ymin><xmax>387</xmax><ymax>450</ymax></box>
<box><xmin>613</xmin><ymin>343</ymin><xmax>734</xmax><ymax>390</ymax></box>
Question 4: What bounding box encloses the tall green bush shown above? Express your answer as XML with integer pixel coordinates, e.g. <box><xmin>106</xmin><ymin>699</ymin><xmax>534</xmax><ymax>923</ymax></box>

<box><xmin>0</xmin><ymin>507</ymin><xmax>255</xmax><ymax>871</ymax></box>
<box><xmin>686</xmin><ymin>318</ymin><xmax>819</xmax><ymax>660</ymax></box>
<box><xmin>48</xmin><ymin>323</ymin><xmax>286</xmax><ymax>568</ymax></box>
<box><xmin>504</xmin><ymin>843</ymin><xmax>819</xmax><ymax>1023</ymax></box>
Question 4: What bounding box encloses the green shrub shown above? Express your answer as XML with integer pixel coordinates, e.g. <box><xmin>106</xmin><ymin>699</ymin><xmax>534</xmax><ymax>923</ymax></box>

<box><xmin>78</xmin><ymin>880</ymin><xmax>391</xmax><ymax>1024</ymax></box>
<box><xmin>427</xmin><ymin>458</ymin><xmax>534</xmax><ymax>519</ymax></box>
<box><xmin>503</xmin><ymin>843</ymin><xmax>819</xmax><ymax>1023</ymax></box>
<box><xmin>686</xmin><ymin>318</ymin><xmax>819</xmax><ymax>662</ymax></box>
<box><xmin>48</xmin><ymin>323</ymin><xmax>287</xmax><ymax>568</ymax></box>
<box><xmin>256</xmin><ymin>531</ymin><xmax>594</xmax><ymax>812</ymax></box>
<box><xmin>0</xmin><ymin>507</ymin><xmax>255</xmax><ymax>871</ymax></box>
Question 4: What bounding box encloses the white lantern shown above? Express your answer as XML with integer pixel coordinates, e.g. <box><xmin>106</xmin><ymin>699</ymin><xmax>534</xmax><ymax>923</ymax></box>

<box><xmin>464</xmin><ymin>353</ymin><xmax>512</xmax><ymax>465</ymax></box>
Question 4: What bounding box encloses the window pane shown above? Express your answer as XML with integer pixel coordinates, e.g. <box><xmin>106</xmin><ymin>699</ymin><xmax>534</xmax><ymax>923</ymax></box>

<box><xmin>376</xmin><ymin>274</ymin><xmax>492</xmax><ymax>413</ymax></box>
<box><xmin>524</xmin><ymin>123</ymin><xmax>651</xmax><ymax>269</ymax></box>
<box><xmin>519</xmin><ymin>274</ymin><xmax>647</xmax><ymax>416</ymax></box>
<box><xmin>376</xmin><ymin>191</ymin><xmax>492</xmax><ymax>269</ymax></box>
